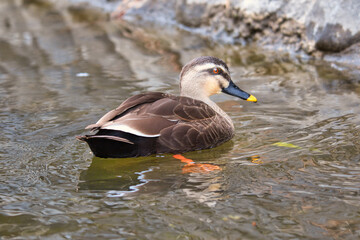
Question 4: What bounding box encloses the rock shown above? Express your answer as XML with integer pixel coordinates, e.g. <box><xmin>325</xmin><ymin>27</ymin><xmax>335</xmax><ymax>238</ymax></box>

<box><xmin>315</xmin><ymin>23</ymin><xmax>360</xmax><ymax>52</ymax></box>
<box><xmin>280</xmin><ymin>20</ymin><xmax>303</xmax><ymax>37</ymax></box>
<box><xmin>175</xmin><ymin>0</ymin><xmax>206</xmax><ymax>28</ymax></box>
<box><xmin>305</xmin><ymin>0</ymin><xmax>360</xmax><ymax>53</ymax></box>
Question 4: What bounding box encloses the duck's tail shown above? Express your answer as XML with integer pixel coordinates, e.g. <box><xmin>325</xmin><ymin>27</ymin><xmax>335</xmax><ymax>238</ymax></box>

<box><xmin>77</xmin><ymin>129</ymin><xmax>157</xmax><ymax>158</ymax></box>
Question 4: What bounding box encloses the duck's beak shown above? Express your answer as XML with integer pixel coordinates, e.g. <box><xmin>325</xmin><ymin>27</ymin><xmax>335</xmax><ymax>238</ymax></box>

<box><xmin>222</xmin><ymin>80</ymin><xmax>257</xmax><ymax>102</ymax></box>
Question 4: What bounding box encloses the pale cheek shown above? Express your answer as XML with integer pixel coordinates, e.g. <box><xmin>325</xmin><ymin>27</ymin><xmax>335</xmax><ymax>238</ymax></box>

<box><xmin>215</xmin><ymin>87</ymin><xmax>222</xmax><ymax>94</ymax></box>
<box><xmin>206</xmin><ymin>83</ymin><xmax>221</xmax><ymax>96</ymax></box>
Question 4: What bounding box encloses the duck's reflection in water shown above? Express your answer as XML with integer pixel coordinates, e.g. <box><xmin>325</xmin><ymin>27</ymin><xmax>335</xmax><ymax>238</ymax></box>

<box><xmin>78</xmin><ymin>141</ymin><xmax>236</xmax><ymax>204</ymax></box>
<box><xmin>78</xmin><ymin>156</ymin><xmax>160</xmax><ymax>193</ymax></box>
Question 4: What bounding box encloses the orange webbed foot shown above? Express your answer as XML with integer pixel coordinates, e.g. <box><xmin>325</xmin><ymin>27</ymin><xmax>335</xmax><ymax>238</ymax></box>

<box><xmin>173</xmin><ymin>154</ymin><xmax>222</xmax><ymax>174</ymax></box>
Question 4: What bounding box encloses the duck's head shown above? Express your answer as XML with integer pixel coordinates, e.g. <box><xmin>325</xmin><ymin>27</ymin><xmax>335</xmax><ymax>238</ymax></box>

<box><xmin>179</xmin><ymin>56</ymin><xmax>257</xmax><ymax>102</ymax></box>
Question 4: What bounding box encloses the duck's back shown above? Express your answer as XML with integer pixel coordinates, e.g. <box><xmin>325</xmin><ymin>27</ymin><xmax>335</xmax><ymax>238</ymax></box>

<box><xmin>77</xmin><ymin>92</ymin><xmax>234</xmax><ymax>158</ymax></box>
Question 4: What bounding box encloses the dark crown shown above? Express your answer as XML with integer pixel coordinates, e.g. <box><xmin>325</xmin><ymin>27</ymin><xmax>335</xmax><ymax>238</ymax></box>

<box><xmin>180</xmin><ymin>56</ymin><xmax>229</xmax><ymax>79</ymax></box>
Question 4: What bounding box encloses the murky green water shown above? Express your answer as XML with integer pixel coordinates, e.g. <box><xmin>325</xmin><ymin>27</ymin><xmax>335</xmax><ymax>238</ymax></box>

<box><xmin>1</xmin><ymin>1</ymin><xmax>360</xmax><ymax>239</ymax></box>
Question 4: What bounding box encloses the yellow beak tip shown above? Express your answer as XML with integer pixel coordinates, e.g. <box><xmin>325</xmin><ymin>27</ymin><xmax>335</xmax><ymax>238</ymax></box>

<box><xmin>247</xmin><ymin>95</ymin><xmax>257</xmax><ymax>102</ymax></box>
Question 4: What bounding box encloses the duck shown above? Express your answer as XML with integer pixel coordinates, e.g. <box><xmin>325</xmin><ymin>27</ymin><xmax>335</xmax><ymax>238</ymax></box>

<box><xmin>77</xmin><ymin>56</ymin><xmax>257</xmax><ymax>158</ymax></box>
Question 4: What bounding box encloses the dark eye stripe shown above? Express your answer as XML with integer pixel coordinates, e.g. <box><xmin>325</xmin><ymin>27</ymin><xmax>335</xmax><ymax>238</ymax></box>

<box><xmin>222</xmin><ymin>72</ymin><xmax>231</xmax><ymax>81</ymax></box>
<box><xmin>203</xmin><ymin>68</ymin><xmax>231</xmax><ymax>81</ymax></box>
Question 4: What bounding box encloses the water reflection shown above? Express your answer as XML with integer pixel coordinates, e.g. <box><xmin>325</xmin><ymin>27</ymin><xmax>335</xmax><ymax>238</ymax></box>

<box><xmin>79</xmin><ymin>141</ymin><xmax>234</xmax><ymax>199</ymax></box>
<box><xmin>78</xmin><ymin>157</ymin><xmax>157</xmax><ymax>192</ymax></box>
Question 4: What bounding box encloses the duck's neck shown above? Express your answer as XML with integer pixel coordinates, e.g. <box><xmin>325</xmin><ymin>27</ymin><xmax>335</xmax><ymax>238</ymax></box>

<box><xmin>181</xmin><ymin>92</ymin><xmax>234</xmax><ymax>129</ymax></box>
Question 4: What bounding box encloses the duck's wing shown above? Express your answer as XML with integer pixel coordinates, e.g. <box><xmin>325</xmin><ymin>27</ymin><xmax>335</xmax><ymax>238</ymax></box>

<box><xmin>169</xmin><ymin>95</ymin><xmax>217</xmax><ymax>121</ymax></box>
<box><xmin>157</xmin><ymin>96</ymin><xmax>232</xmax><ymax>153</ymax></box>
<box><xmin>87</xmin><ymin>92</ymin><xmax>222</xmax><ymax>133</ymax></box>
<box><xmin>85</xmin><ymin>92</ymin><xmax>166</xmax><ymax>131</ymax></box>
<box><xmin>90</xmin><ymin>94</ymin><xmax>218</xmax><ymax>137</ymax></box>
<box><xmin>158</xmin><ymin>115</ymin><xmax>231</xmax><ymax>153</ymax></box>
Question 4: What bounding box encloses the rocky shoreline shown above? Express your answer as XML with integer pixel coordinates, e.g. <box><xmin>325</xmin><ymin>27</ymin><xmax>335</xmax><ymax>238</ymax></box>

<box><xmin>112</xmin><ymin>0</ymin><xmax>360</xmax><ymax>66</ymax></box>
<box><xmin>48</xmin><ymin>0</ymin><xmax>360</xmax><ymax>67</ymax></box>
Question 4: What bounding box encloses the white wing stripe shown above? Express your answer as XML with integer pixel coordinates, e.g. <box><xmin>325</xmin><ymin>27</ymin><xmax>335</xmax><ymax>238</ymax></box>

<box><xmin>102</xmin><ymin>124</ymin><xmax>160</xmax><ymax>137</ymax></box>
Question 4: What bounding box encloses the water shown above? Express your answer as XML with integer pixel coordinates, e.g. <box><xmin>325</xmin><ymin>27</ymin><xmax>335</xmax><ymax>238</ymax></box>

<box><xmin>1</xmin><ymin>1</ymin><xmax>360</xmax><ymax>239</ymax></box>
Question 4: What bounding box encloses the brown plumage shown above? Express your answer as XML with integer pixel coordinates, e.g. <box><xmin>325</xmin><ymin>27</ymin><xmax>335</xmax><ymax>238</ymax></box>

<box><xmin>77</xmin><ymin>56</ymin><xmax>257</xmax><ymax>158</ymax></box>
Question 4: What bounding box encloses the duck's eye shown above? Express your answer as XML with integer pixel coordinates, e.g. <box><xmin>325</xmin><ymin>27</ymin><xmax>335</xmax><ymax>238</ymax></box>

<box><xmin>212</xmin><ymin>68</ymin><xmax>220</xmax><ymax>74</ymax></box>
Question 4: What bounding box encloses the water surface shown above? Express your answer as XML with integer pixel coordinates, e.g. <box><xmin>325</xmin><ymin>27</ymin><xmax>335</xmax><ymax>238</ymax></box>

<box><xmin>0</xmin><ymin>1</ymin><xmax>360</xmax><ymax>239</ymax></box>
